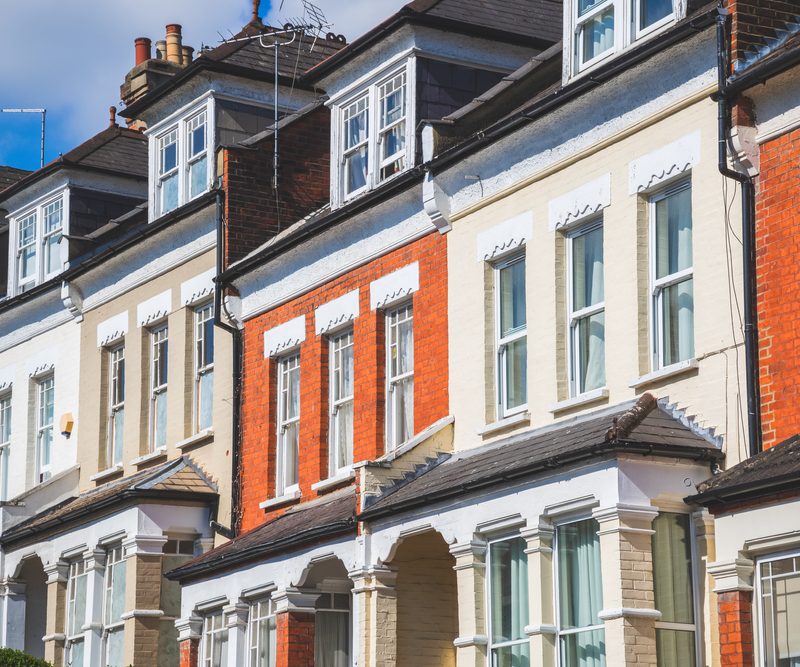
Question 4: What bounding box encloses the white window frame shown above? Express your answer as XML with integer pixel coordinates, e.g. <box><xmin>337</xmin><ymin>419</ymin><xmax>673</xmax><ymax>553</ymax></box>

<box><xmin>102</xmin><ymin>544</ymin><xmax>126</xmax><ymax>667</ymax></box>
<box><xmin>494</xmin><ymin>253</ymin><xmax>528</xmax><ymax>419</ymax></box>
<box><xmin>329</xmin><ymin>329</ymin><xmax>354</xmax><ymax>476</ymax></box>
<box><xmin>553</xmin><ymin>516</ymin><xmax>606</xmax><ymax>667</ymax></box>
<box><xmin>248</xmin><ymin>598</ymin><xmax>277</xmax><ymax>667</ymax></box>
<box><xmin>194</xmin><ymin>303</ymin><xmax>215</xmax><ymax>433</ymax></box>
<box><xmin>8</xmin><ymin>189</ymin><xmax>68</xmax><ymax>295</ymax></box>
<box><xmin>649</xmin><ymin>179</ymin><xmax>693</xmax><ymax>371</ymax></box>
<box><xmin>148</xmin><ymin>98</ymin><xmax>214</xmax><ymax>221</ymax></box>
<box><xmin>149</xmin><ymin>325</ymin><xmax>169</xmax><ymax>452</ymax></box>
<box><xmin>574</xmin><ymin>0</ymin><xmax>619</xmax><ymax>71</ymax></box>
<box><xmin>755</xmin><ymin>549</ymin><xmax>800</xmax><ymax>667</ymax></box>
<box><xmin>332</xmin><ymin>61</ymin><xmax>415</xmax><ymax>206</ymax></box>
<box><xmin>35</xmin><ymin>374</ymin><xmax>54</xmax><ymax>484</ymax></box>
<box><xmin>566</xmin><ymin>220</ymin><xmax>605</xmax><ymax>397</ymax></box>
<box><xmin>385</xmin><ymin>302</ymin><xmax>414</xmax><ymax>450</ymax></box>
<box><xmin>276</xmin><ymin>353</ymin><xmax>301</xmax><ymax>497</ymax></box>
<box><xmin>0</xmin><ymin>392</ymin><xmax>10</xmax><ymax>501</ymax></box>
<box><xmin>66</xmin><ymin>559</ymin><xmax>88</xmax><ymax>666</ymax></box>
<box><xmin>201</xmin><ymin>609</ymin><xmax>228</xmax><ymax>667</ymax></box>
<box><xmin>652</xmin><ymin>511</ymin><xmax>703</xmax><ymax>667</ymax></box>
<box><xmin>315</xmin><ymin>592</ymin><xmax>352</xmax><ymax>666</ymax></box>
<box><xmin>486</xmin><ymin>534</ymin><xmax>530</xmax><ymax>665</ymax></box>
<box><xmin>107</xmin><ymin>344</ymin><xmax>125</xmax><ymax>467</ymax></box>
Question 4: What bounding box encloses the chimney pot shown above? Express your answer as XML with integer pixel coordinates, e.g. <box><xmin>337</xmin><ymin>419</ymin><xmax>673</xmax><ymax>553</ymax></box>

<box><xmin>134</xmin><ymin>37</ymin><xmax>151</xmax><ymax>66</ymax></box>
<box><xmin>182</xmin><ymin>45</ymin><xmax>194</xmax><ymax>65</ymax></box>
<box><xmin>165</xmin><ymin>24</ymin><xmax>184</xmax><ymax>65</ymax></box>
<box><xmin>252</xmin><ymin>0</ymin><xmax>260</xmax><ymax>22</ymax></box>
<box><xmin>109</xmin><ymin>106</ymin><xmax>117</xmax><ymax>127</ymax></box>
<box><xmin>155</xmin><ymin>40</ymin><xmax>166</xmax><ymax>60</ymax></box>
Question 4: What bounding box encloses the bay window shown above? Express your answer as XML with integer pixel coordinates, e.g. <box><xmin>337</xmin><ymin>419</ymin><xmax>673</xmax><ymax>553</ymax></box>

<box><xmin>650</xmin><ymin>181</ymin><xmax>693</xmax><ymax>369</ymax></box>
<box><xmin>149</xmin><ymin>325</ymin><xmax>168</xmax><ymax>451</ymax></box>
<box><xmin>568</xmin><ymin>223</ymin><xmax>605</xmax><ymax>396</ymax></box>
<box><xmin>495</xmin><ymin>255</ymin><xmax>527</xmax><ymax>418</ymax></box>
<box><xmin>556</xmin><ymin>518</ymin><xmax>605</xmax><ymax>667</ymax></box>
<box><xmin>158</xmin><ymin>127</ymin><xmax>179</xmax><ymax>214</ymax></box>
<box><xmin>386</xmin><ymin>304</ymin><xmax>414</xmax><ymax>449</ymax></box>
<box><xmin>0</xmin><ymin>393</ymin><xmax>9</xmax><ymax>501</ymax></box>
<box><xmin>36</xmin><ymin>375</ymin><xmax>54</xmax><ymax>483</ymax></box>
<box><xmin>488</xmin><ymin>537</ymin><xmax>530</xmax><ymax>667</ymax></box>
<box><xmin>757</xmin><ymin>552</ymin><xmax>800</xmax><ymax>667</ymax></box>
<box><xmin>13</xmin><ymin>192</ymin><xmax>65</xmax><ymax>293</ymax></box>
<box><xmin>195</xmin><ymin>303</ymin><xmax>214</xmax><ymax>432</ymax></box>
<box><xmin>652</xmin><ymin>512</ymin><xmax>698</xmax><ymax>667</ymax></box>
<box><xmin>276</xmin><ymin>353</ymin><xmax>300</xmax><ymax>496</ymax></box>
<box><xmin>66</xmin><ymin>559</ymin><xmax>88</xmax><ymax>667</ymax></box>
<box><xmin>315</xmin><ymin>592</ymin><xmax>351</xmax><ymax>667</ymax></box>
<box><xmin>103</xmin><ymin>545</ymin><xmax>127</xmax><ymax>667</ymax></box>
<box><xmin>329</xmin><ymin>330</ymin><xmax>354</xmax><ymax>475</ymax></box>
<box><xmin>107</xmin><ymin>345</ymin><xmax>125</xmax><ymax>467</ymax></box>
<box><xmin>202</xmin><ymin>609</ymin><xmax>228</xmax><ymax>667</ymax></box>
<box><xmin>188</xmin><ymin>110</ymin><xmax>209</xmax><ymax>199</ymax></box>
<box><xmin>248</xmin><ymin>598</ymin><xmax>277</xmax><ymax>667</ymax></box>
<box><xmin>338</xmin><ymin>66</ymin><xmax>410</xmax><ymax>202</ymax></box>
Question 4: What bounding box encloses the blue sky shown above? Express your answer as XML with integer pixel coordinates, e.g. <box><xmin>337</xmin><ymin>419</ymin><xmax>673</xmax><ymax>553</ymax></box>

<box><xmin>0</xmin><ymin>0</ymin><xmax>406</xmax><ymax>172</ymax></box>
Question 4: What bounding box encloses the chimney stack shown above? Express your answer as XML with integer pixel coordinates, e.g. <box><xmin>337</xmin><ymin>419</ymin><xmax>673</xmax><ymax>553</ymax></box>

<box><xmin>165</xmin><ymin>24</ymin><xmax>183</xmax><ymax>65</ymax></box>
<box><xmin>252</xmin><ymin>0</ymin><xmax>260</xmax><ymax>23</ymax></box>
<box><xmin>134</xmin><ymin>37</ymin><xmax>151</xmax><ymax>66</ymax></box>
<box><xmin>109</xmin><ymin>106</ymin><xmax>117</xmax><ymax>127</ymax></box>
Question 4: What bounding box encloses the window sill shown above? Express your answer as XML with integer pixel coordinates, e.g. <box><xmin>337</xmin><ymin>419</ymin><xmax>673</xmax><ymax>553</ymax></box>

<box><xmin>176</xmin><ymin>428</ymin><xmax>214</xmax><ymax>451</ymax></box>
<box><xmin>548</xmin><ymin>388</ymin><xmax>609</xmax><ymax>414</ymax></box>
<box><xmin>131</xmin><ymin>447</ymin><xmax>167</xmax><ymax>468</ymax></box>
<box><xmin>478</xmin><ymin>411</ymin><xmax>530</xmax><ymax>437</ymax></box>
<box><xmin>629</xmin><ymin>359</ymin><xmax>699</xmax><ymax>389</ymax></box>
<box><xmin>259</xmin><ymin>489</ymin><xmax>301</xmax><ymax>511</ymax></box>
<box><xmin>89</xmin><ymin>465</ymin><xmax>123</xmax><ymax>483</ymax></box>
<box><xmin>311</xmin><ymin>469</ymin><xmax>355</xmax><ymax>494</ymax></box>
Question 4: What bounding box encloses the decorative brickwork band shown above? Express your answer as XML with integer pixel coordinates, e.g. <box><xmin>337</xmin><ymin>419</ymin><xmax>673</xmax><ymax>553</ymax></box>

<box><xmin>717</xmin><ymin>590</ymin><xmax>755</xmax><ymax>667</ymax></box>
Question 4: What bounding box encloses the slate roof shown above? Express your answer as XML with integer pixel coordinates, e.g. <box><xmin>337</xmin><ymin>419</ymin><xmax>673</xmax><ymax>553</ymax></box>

<box><xmin>0</xmin><ymin>457</ymin><xmax>217</xmax><ymax>548</ymax></box>
<box><xmin>0</xmin><ymin>166</ymin><xmax>31</xmax><ymax>193</ymax></box>
<box><xmin>688</xmin><ymin>434</ymin><xmax>800</xmax><ymax>508</ymax></box>
<box><xmin>360</xmin><ymin>394</ymin><xmax>723</xmax><ymax>520</ymax></box>
<box><xmin>167</xmin><ymin>488</ymin><xmax>357</xmax><ymax>582</ymax></box>
<box><xmin>0</xmin><ymin>125</ymin><xmax>147</xmax><ymax>203</ymax></box>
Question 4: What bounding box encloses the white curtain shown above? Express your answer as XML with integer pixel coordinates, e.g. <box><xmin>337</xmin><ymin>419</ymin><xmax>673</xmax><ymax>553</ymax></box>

<box><xmin>346</xmin><ymin>111</ymin><xmax>368</xmax><ymax>192</ymax></box>
<box><xmin>582</xmin><ymin>9</ymin><xmax>614</xmax><ymax>62</ymax></box>
<box><xmin>574</xmin><ymin>228</ymin><xmax>605</xmax><ymax>391</ymax></box>
<box><xmin>155</xmin><ymin>392</ymin><xmax>167</xmax><ymax>449</ymax></box>
<box><xmin>315</xmin><ymin>611</ymin><xmax>350</xmax><ymax>667</ymax></box>
<box><xmin>199</xmin><ymin>371</ymin><xmax>214</xmax><ymax>431</ymax></box>
<box><xmin>337</xmin><ymin>402</ymin><xmax>354</xmax><ymax>468</ymax></box>
<box><xmin>490</xmin><ymin>538</ymin><xmax>530</xmax><ymax>667</ymax></box>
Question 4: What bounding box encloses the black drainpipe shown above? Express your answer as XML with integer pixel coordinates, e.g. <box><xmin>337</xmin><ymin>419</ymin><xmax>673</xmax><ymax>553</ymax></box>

<box><xmin>715</xmin><ymin>6</ymin><xmax>762</xmax><ymax>456</ymax></box>
<box><xmin>211</xmin><ymin>188</ymin><xmax>243</xmax><ymax>539</ymax></box>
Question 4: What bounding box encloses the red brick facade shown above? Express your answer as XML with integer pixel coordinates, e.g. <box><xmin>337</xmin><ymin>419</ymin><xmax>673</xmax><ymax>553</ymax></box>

<box><xmin>238</xmin><ymin>231</ymin><xmax>449</xmax><ymax>532</ymax></box>
<box><xmin>726</xmin><ymin>0</ymin><xmax>799</xmax><ymax>68</ymax></box>
<box><xmin>276</xmin><ymin>612</ymin><xmax>316</xmax><ymax>667</ymax></box>
<box><xmin>754</xmin><ymin>126</ymin><xmax>800</xmax><ymax>448</ymax></box>
<box><xmin>717</xmin><ymin>590</ymin><xmax>755</xmax><ymax>667</ymax></box>
<box><xmin>179</xmin><ymin>637</ymin><xmax>199</xmax><ymax>667</ymax></box>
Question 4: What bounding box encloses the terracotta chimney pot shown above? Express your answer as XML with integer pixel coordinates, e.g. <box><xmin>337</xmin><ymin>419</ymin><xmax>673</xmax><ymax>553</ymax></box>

<box><xmin>109</xmin><ymin>106</ymin><xmax>117</xmax><ymax>127</ymax></box>
<box><xmin>165</xmin><ymin>24</ymin><xmax>183</xmax><ymax>65</ymax></box>
<box><xmin>134</xmin><ymin>37</ymin><xmax>151</xmax><ymax>66</ymax></box>
<box><xmin>182</xmin><ymin>45</ymin><xmax>194</xmax><ymax>65</ymax></box>
<box><xmin>252</xmin><ymin>0</ymin><xmax>260</xmax><ymax>22</ymax></box>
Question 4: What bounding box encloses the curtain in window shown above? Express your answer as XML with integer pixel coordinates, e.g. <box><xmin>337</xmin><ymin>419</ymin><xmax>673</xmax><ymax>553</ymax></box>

<box><xmin>162</xmin><ymin>173</ymin><xmax>179</xmax><ymax>213</ymax></box>
<box><xmin>336</xmin><ymin>402</ymin><xmax>354</xmax><ymax>468</ymax></box>
<box><xmin>760</xmin><ymin>557</ymin><xmax>800</xmax><ymax>666</ymax></box>
<box><xmin>190</xmin><ymin>156</ymin><xmax>208</xmax><ymax>199</ymax></box>
<box><xmin>69</xmin><ymin>640</ymin><xmax>85</xmax><ymax>667</ymax></box>
<box><xmin>154</xmin><ymin>392</ymin><xmax>167</xmax><ymax>449</ymax></box>
<box><xmin>105</xmin><ymin>629</ymin><xmax>125</xmax><ymax>667</ymax></box>
<box><xmin>573</xmin><ymin>228</ymin><xmax>605</xmax><ymax>391</ymax></box>
<box><xmin>558</xmin><ymin>520</ymin><xmax>605</xmax><ymax>667</ymax></box>
<box><xmin>345</xmin><ymin>110</ymin><xmax>369</xmax><ymax>193</ymax></box>
<box><xmin>199</xmin><ymin>371</ymin><xmax>214</xmax><ymax>431</ymax></box>
<box><xmin>582</xmin><ymin>9</ymin><xmax>614</xmax><ymax>62</ymax></box>
<box><xmin>490</xmin><ymin>538</ymin><xmax>530</xmax><ymax>667</ymax></box>
<box><xmin>112</xmin><ymin>409</ymin><xmax>124</xmax><ymax>465</ymax></box>
<box><xmin>315</xmin><ymin>611</ymin><xmax>350</xmax><ymax>667</ymax></box>
<box><xmin>397</xmin><ymin>313</ymin><xmax>414</xmax><ymax>442</ymax></box>
<box><xmin>500</xmin><ymin>259</ymin><xmax>527</xmax><ymax>410</ymax></box>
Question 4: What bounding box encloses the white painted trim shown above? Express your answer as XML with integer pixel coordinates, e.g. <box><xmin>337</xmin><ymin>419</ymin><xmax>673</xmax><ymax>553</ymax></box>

<box><xmin>476</xmin><ymin>212</ymin><xmax>533</xmax><ymax>262</ymax></box>
<box><xmin>311</xmin><ymin>469</ymin><xmax>355</xmax><ymax>493</ymax></box>
<box><xmin>120</xmin><ymin>609</ymin><xmax>165</xmax><ymax>620</ymax></box>
<box><xmin>628</xmin><ymin>130</ymin><xmax>701</xmax><ymax>194</ymax></box>
<box><xmin>369</xmin><ymin>263</ymin><xmax>419</xmax><ymax>310</ymax></box>
<box><xmin>136</xmin><ymin>290</ymin><xmax>172</xmax><ymax>328</ymax></box>
<box><xmin>477</xmin><ymin>411</ymin><xmax>530</xmax><ymax>437</ymax></box>
<box><xmin>26</xmin><ymin>351</ymin><xmax>55</xmax><ymax>378</ymax></box>
<box><xmin>96</xmin><ymin>311</ymin><xmax>129</xmax><ymax>348</ymax></box>
<box><xmin>548</xmin><ymin>174</ymin><xmax>611</xmax><ymax>231</ymax></box>
<box><xmin>628</xmin><ymin>358</ymin><xmax>698</xmax><ymax>388</ymax></box>
<box><xmin>263</xmin><ymin>316</ymin><xmax>306</xmax><ymax>358</ymax></box>
<box><xmin>453</xmin><ymin>635</ymin><xmax>488</xmax><ymax>648</ymax></box>
<box><xmin>259</xmin><ymin>489</ymin><xmax>301</xmax><ymax>510</ymax></box>
<box><xmin>176</xmin><ymin>428</ymin><xmax>214</xmax><ymax>451</ymax></box>
<box><xmin>525</xmin><ymin>624</ymin><xmax>557</xmax><ymax>636</ymax></box>
<box><xmin>181</xmin><ymin>269</ymin><xmax>216</xmax><ymax>307</ymax></box>
<box><xmin>475</xmin><ymin>514</ymin><xmax>526</xmax><ymax>536</ymax></box>
<box><xmin>314</xmin><ymin>289</ymin><xmax>360</xmax><ymax>335</ymax></box>
<box><xmin>130</xmin><ymin>447</ymin><xmax>167</xmax><ymax>467</ymax></box>
<box><xmin>0</xmin><ymin>367</ymin><xmax>13</xmax><ymax>391</ymax></box>
<box><xmin>543</xmin><ymin>495</ymin><xmax>599</xmax><ymax>518</ymax></box>
<box><xmin>548</xmin><ymin>388</ymin><xmax>609</xmax><ymax>413</ymax></box>
<box><xmin>89</xmin><ymin>465</ymin><xmax>123</xmax><ymax>483</ymax></box>
<box><xmin>370</xmin><ymin>415</ymin><xmax>454</xmax><ymax>464</ymax></box>
<box><xmin>598</xmin><ymin>607</ymin><xmax>662</xmax><ymax>621</ymax></box>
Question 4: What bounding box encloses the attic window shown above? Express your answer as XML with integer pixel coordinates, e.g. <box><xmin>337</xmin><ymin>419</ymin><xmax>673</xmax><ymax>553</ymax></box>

<box><xmin>10</xmin><ymin>191</ymin><xmax>66</xmax><ymax>294</ymax></box>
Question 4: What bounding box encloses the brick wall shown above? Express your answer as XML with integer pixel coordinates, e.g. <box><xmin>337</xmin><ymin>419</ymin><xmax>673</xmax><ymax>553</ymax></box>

<box><xmin>179</xmin><ymin>637</ymin><xmax>199</xmax><ymax>667</ymax></box>
<box><xmin>717</xmin><ymin>590</ymin><xmax>755</xmax><ymax>667</ymax></box>
<box><xmin>727</xmin><ymin>0</ymin><xmax>799</xmax><ymax>68</ymax></box>
<box><xmin>276</xmin><ymin>612</ymin><xmax>315</xmax><ymax>667</ymax></box>
<box><xmin>754</xmin><ymin>126</ymin><xmax>800</xmax><ymax>448</ymax></box>
<box><xmin>222</xmin><ymin>104</ymin><xmax>331</xmax><ymax>267</ymax></box>
<box><xmin>238</xmin><ymin>232</ymin><xmax>449</xmax><ymax>532</ymax></box>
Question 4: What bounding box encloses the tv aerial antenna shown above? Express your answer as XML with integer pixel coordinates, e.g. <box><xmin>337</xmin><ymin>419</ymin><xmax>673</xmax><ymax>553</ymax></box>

<box><xmin>221</xmin><ymin>0</ymin><xmax>335</xmax><ymax>192</ymax></box>
<box><xmin>0</xmin><ymin>108</ymin><xmax>46</xmax><ymax>168</ymax></box>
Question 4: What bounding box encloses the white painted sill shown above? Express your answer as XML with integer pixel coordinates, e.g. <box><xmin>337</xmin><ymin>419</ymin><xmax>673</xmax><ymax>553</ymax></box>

<box><xmin>90</xmin><ymin>465</ymin><xmax>123</xmax><ymax>483</ymax></box>
<box><xmin>311</xmin><ymin>469</ymin><xmax>355</xmax><ymax>493</ymax></box>
<box><xmin>478</xmin><ymin>411</ymin><xmax>530</xmax><ymax>437</ymax></box>
<box><xmin>259</xmin><ymin>489</ymin><xmax>301</xmax><ymax>511</ymax></box>
<box><xmin>548</xmin><ymin>388</ymin><xmax>609</xmax><ymax>414</ymax></box>
<box><xmin>131</xmin><ymin>447</ymin><xmax>167</xmax><ymax>468</ymax></box>
<box><xmin>176</xmin><ymin>428</ymin><xmax>214</xmax><ymax>451</ymax></box>
<box><xmin>629</xmin><ymin>359</ymin><xmax>699</xmax><ymax>389</ymax></box>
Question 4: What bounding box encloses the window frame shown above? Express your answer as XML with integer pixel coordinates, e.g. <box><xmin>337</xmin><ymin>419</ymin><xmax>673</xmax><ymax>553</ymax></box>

<box><xmin>334</xmin><ymin>62</ymin><xmax>414</xmax><ymax>205</ymax></box>
<box><xmin>314</xmin><ymin>591</ymin><xmax>352</xmax><ymax>666</ymax></box>
<box><xmin>201</xmin><ymin>608</ymin><xmax>228</xmax><ymax>667</ymax></box>
<box><xmin>494</xmin><ymin>253</ymin><xmax>528</xmax><ymax>419</ymax></box>
<box><xmin>276</xmin><ymin>353</ymin><xmax>301</xmax><ymax>497</ymax></box>
<box><xmin>486</xmin><ymin>534</ymin><xmax>531</xmax><ymax>665</ymax></box>
<box><xmin>648</xmin><ymin>179</ymin><xmax>694</xmax><ymax>371</ymax></box>
<box><xmin>35</xmin><ymin>374</ymin><xmax>55</xmax><ymax>484</ymax></box>
<box><xmin>247</xmin><ymin>597</ymin><xmax>277</xmax><ymax>667</ymax></box>
<box><xmin>102</xmin><ymin>544</ymin><xmax>126</xmax><ymax>667</ymax></box>
<box><xmin>149</xmin><ymin>325</ymin><xmax>169</xmax><ymax>452</ymax></box>
<box><xmin>0</xmin><ymin>392</ymin><xmax>10</xmax><ymax>501</ymax></box>
<box><xmin>194</xmin><ymin>302</ymin><xmax>215</xmax><ymax>433</ymax></box>
<box><xmin>329</xmin><ymin>328</ymin><xmax>354</xmax><ymax>477</ymax></box>
<box><xmin>107</xmin><ymin>344</ymin><xmax>125</xmax><ymax>468</ymax></box>
<box><xmin>566</xmin><ymin>220</ymin><xmax>605</xmax><ymax>398</ymax></box>
<box><xmin>65</xmin><ymin>558</ymin><xmax>88</xmax><ymax>665</ymax></box>
<box><xmin>755</xmin><ymin>549</ymin><xmax>800</xmax><ymax>667</ymax></box>
<box><xmin>385</xmin><ymin>302</ymin><xmax>414</xmax><ymax>451</ymax></box>
<box><xmin>574</xmin><ymin>0</ymin><xmax>618</xmax><ymax>71</ymax></box>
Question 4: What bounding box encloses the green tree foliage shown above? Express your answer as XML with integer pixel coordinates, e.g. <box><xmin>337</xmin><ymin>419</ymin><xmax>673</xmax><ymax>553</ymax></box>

<box><xmin>0</xmin><ymin>648</ymin><xmax>52</xmax><ymax>667</ymax></box>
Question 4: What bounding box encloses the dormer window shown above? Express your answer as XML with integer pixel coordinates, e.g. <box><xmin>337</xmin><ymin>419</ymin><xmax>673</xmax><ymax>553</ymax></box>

<box><xmin>10</xmin><ymin>192</ymin><xmax>66</xmax><ymax>294</ymax></box>
<box><xmin>570</xmin><ymin>0</ymin><xmax>677</xmax><ymax>74</ymax></box>
<box><xmin>150</xmin><ymin>101</ymin><xmax>212</xmax><ymax>219</ymax></box>
<box><xmin>335</xmin><ymin>65</ymin><xmax>411</xmax><ymax>204</ymax></box>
